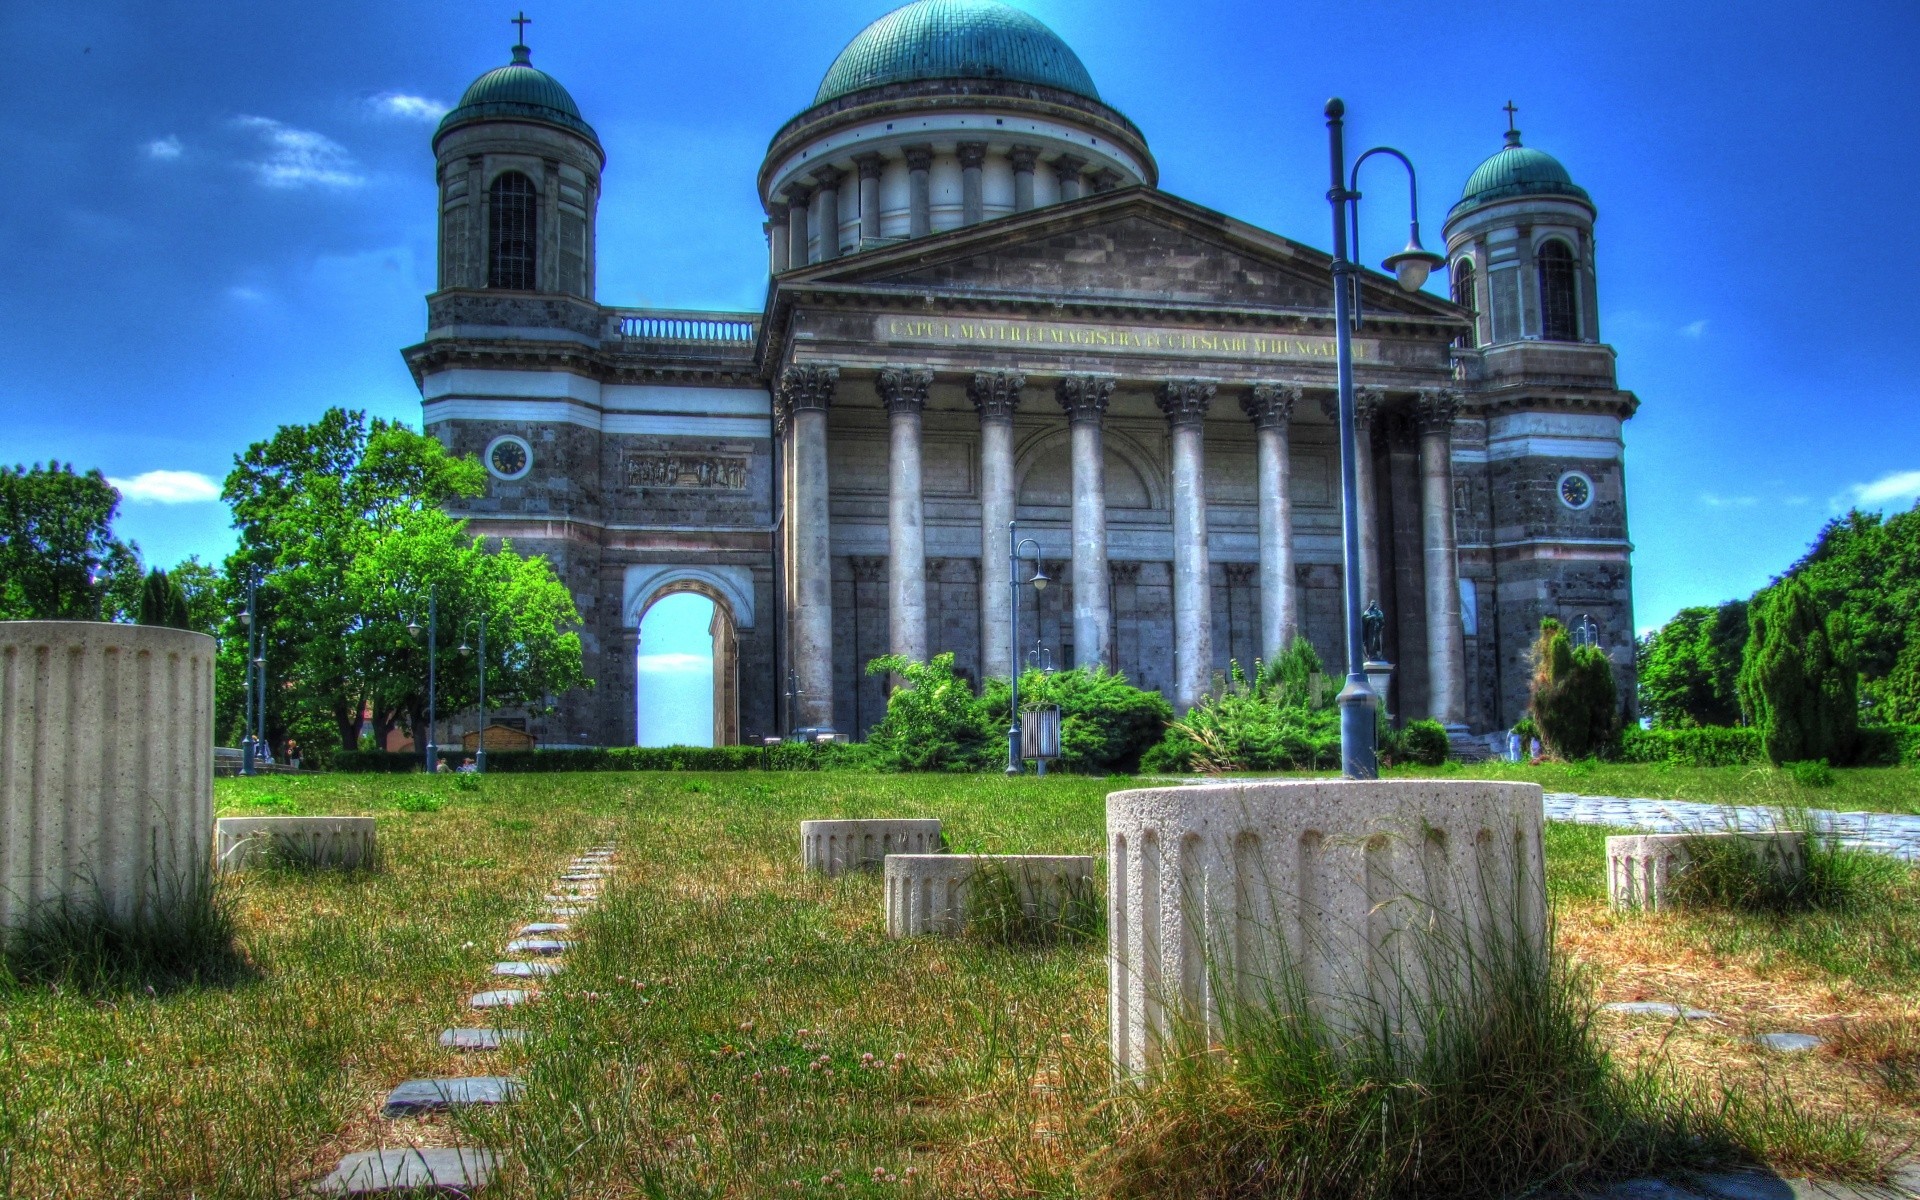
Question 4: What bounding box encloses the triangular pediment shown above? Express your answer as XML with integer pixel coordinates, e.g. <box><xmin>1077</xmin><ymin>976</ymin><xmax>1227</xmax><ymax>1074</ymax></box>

<box><xmin>780</xmin><ymin>188</ymin><xmax>1461</xmax><ymax>322</ymax></box>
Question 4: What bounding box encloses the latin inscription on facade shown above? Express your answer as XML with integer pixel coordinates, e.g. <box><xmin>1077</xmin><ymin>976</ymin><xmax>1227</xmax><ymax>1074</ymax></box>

<box><xmin>622</xmin><ymin>453</ymin><xmax>748</xmax><ymax>490</ymax></box>
<box><xmin>879</xmin><ymin>317</ymin><xmax>1384</xmax><ymax>364</ymax></box>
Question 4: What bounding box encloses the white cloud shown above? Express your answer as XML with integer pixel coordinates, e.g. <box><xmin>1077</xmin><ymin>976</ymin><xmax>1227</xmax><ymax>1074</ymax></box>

<box><xmin>1699</xmin><ymin>492</ymin><xmax>1758</xmax><ymax>508</ymax></box>
<box><xmin>145</xmin><ymin>135</ymin><xmax>182</xmax><ymax>161</ymax></box>
<box><xmin>108</xmin><ymin>470</ymin><xmax>222</xmax><ymax>505</ymax></box>
<box><xmin>1835</xmin><ymin>469</ymin><xmax>1920</xmax><ymax>512</ymax></box>
<box><xmin>227</xmin><ymin>285</ymin><xmax>267</xmax><ymax>303</ymax></box>
<box><xmin>370</xmin><ymin>93</ymin><xmax>449</xmax><ymax>122</ymax></box>
<box><xmin>234</xmin><ymin>116</ymin><xmax>364</xmax><ymax>189</ymax></box>
<box><xmin>636</xmin><ymin>652</ymin><xmax>710</xmax><ymax>675</ymax></box>
<box><xmin>1680</xmin><ymin>319</ymin><xmax>1709</xmax><ymax>339</ymax></box>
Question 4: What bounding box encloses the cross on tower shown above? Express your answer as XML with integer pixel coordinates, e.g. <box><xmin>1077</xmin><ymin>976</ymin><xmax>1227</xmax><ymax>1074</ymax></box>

<box><xmin>511</xmin><ymin>11</ymin><xmax>532</xmax><ymax>44</ymax></box>
<box><xmin>1503</xmin><ymin>100</ymin><xmax>1520</xmax><ymax>132</ymax></box>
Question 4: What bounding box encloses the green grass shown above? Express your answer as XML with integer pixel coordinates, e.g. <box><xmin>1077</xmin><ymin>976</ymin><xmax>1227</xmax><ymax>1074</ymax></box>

<box><xmin>0</xmin><ymin>771</ymin><xmax>1903</xmax><ymax>1198</ymax></box>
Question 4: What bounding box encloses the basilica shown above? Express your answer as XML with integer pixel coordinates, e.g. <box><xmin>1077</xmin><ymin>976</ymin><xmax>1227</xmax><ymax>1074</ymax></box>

<box><xmin>405</xmin><ymin>0</ymin><xmax>1638</xmax><ymax>747</ymax></box>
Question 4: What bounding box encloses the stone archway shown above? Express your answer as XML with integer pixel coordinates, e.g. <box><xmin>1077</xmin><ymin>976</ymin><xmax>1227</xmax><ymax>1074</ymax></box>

<box><xmin>624</xmin><ymin>565</ymin><xmax>755</xmax><ymax>747</ymax></box>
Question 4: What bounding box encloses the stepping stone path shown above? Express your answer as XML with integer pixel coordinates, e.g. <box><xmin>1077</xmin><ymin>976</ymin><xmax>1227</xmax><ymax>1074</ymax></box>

<box><xmin>1603</xmin><ymin>1001</ymin><xmax>1718</xmax><ymax>1020</ymax></box>
<box><xmin>1545</xmin><ymin>793</ymin><xmax>1920</xmax><ymax>861</ymax></box>
<box><xmin>315</xmin><ymin>841</ymin><xmax>617</xmax><ymax>1193</ymax></box>
<box><xmin>1752</xmin><ymin>1032</ymin><xmax>1823</xmax><ymax>1053</ymax></box>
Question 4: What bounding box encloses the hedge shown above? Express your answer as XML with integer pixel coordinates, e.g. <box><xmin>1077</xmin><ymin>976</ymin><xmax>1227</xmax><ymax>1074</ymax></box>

<box><xmin>1854</xmin><ymin>724</ymin><xmax>1920</xmax><ymax>767</ymax></box>
<box><xmin>1619</xmin><ymin>726</ymin><xmax>1761</xmax><ymax>767</ymax></box>
<box><xmin>325</xmin><ymin>743</ymin><xmax>872</xmax><ymax>774</ymax></box>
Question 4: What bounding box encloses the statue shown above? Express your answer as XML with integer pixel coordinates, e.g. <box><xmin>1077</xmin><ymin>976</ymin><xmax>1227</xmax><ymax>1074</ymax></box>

<box><xmin>1362</xmin><ymin>599</ymin><xmax>1386</xmax><ymax>662</ymax></box>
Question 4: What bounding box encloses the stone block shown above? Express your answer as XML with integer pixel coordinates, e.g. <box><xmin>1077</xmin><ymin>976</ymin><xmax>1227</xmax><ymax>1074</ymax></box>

<box><xmin>382</xmin><ymin>1075</ymin><xmax>521</xmax><ymax>1116</ymax></box>
<box><xmin>440</xmin><ymin>1028</ymin><xmax>526</xmax><ymax>1050</ymax></box>
<box><xmin>0</xmin><ymin>622</ymin><xmax>215</xmax><ymax>931</ymax></box>
<box><xmin>801</xmin><ymin>818</ymin><xmax>941</xmax><ymax>876</ymax></box>
<box><xmin>884</xmin><ymin>854</ymin><xmax>1097</xmax><ymax>938</ymax></box>
<box><xmin>469</xmin><ymin>989</ymin><xmax>531</xmax><ymax>1009</ymax></box>
<box><xmin>1607</xmin><ymin>832</ymin><xmax>1805</xmax><ymax>911</ymax></box>
<box><xmin>492</xmin><ymin>960</ymin><xmax>562</xmax><ymax>978</ymax></box>
<box><xmin>505</xmin><ymin>937</ymin><xmax>570</xmax><ymax>956</ymax></box>
<box><xmin>215</xmin><ymin>816</ymin><xmax>376</xmax><ymax>872</ymax></box>
<box><xmin>1105</xmin><ymin>778</ymin><xmax>1546</xmax><ymax>1078</ymax></box>
<box><xmin>314</xmin><ymin>1148</ymin><xmax>497</xmax><ymax>1195</ymax></box>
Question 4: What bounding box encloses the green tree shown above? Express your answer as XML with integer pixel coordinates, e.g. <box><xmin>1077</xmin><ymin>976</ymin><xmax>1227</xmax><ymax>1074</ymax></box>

<box><xmin>136</xmin><ymin>569</ymin><xmax>193</xmax><ymax>629</ymax></box>
<box><xmin>0</xmin><ymin>462</ymin><xmax>143</xmax><ymax>620</ymax></box>
<box><xmin>1737</xmin><ymin>577</ymin><xmax>1857</xmax><ymax>765</ymax></box>
<box><xmin>1636</xmin><ymin>599</ymin><xmax>1748</xmax><ymax>727</ymax></box>
<box><xmin>1790</xmin><ymin>506</ymin><xmax>1920</xmax><ymax>723</ymax></box>
<box><xmin>1530</xmin><ymin>618</ymin><xmax>1619</xmax><ymax>760</ymax></box>
<box><xmin>166</xmin><ymin>556</ymin><xmax>227</xmax><ymax>638</ymax></box>
<box><xmin>863</xmin><ymin>652</ymin><xmax>1000</xmax><ymax>771</ymax></box>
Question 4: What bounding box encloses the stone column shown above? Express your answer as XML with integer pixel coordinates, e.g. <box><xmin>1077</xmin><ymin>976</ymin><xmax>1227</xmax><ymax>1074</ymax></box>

<box><xmin>780</xmin><ymin>364</ymin><xmax>839</xmax><ymax>732</ymax></box>
<box><xmin>958</xmin><ymin>142</ymin><xmax>987</xmax><ymax>225</ymax></box>
<box><xmin>767</xmin><ymin>200</ymin><xmax>790</xmax><ymax>274</ymax></box>
<box><xmin>905</xmin><ymin>145</ymin><xmax>933</xmax><ymax>238</ymax></box>
<box><xmin>811</xmin><ymin>167</ymin><xmax>845</xmax><ymax>261</ymax></box>
<box><xmin>877</xmin><ymin>367</ymin><xmax>933</xmax><ymax>663</ymax></box>
<box><xmin>1321</xmin><ymin>387</ymin><xmax>1384</xmax><ymax>607</ymax></box>
<box><xmin>1415</xmin><ymin>387</ymin><xmax>1467</xmax><ymax>727</ymax></box>
<box><xmin>1159</xmin><ymin>379</ymin><xmax>1216</xmax><ymax>712</ymax></box>
<box><xmin>1242</xmin><ymin>383</ymin><xmax>1300</xmax><ymax>660</ymax></box>
<box><xmin>1052</xmin><ymin>154</ymin><xmax>1086</xmax><ymax>202</ymax></box>
<box><xmin>1010</xmin><ymin>145</ymin><xmax>1040</xmax><ymax>211</ymax></box>
<box><xmin>969</xmin><ymin>371</ymin><xmax>1024</xmax><ymax>679</ymax></box>
<box><xmin>854</xmin><ymin>153</ymin><xmax>884</xmax><ymax>248</ymax></box>
<box><xmin>785</xmin><ymin>185</ymin><xmax>812</xmax><ymax>269</ymax></box>
<box><xmin>1056</xmin><ymin>375</ymin><xmax>1116</xmax><ymax>669</ymax></box>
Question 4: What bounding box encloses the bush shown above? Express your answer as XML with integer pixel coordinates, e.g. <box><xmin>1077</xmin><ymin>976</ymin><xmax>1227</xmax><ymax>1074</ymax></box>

<box><xmin>328</xmin><ymin>743</ymin><xmax>870</xmax><ymax>773</ymax></box>
<box><xmin>1397</xmin><ymin>718</ymin><xmax>1451</xmax><ymax>767</ymax></box>
<box><xmin>980</xmin><ymin>665</ymin><xmax>1171</xmax><ymax>775</ymax></box>
<box><xmin>1738</xmin><ymin>577</ymin><xmax>1857</xmax><ymax>766</ymax></box>
<box><xmin>1789</xmin><ymin>759</ymin><xmax>1837</xmax><ymax>788</ymax></box>
<box><xmin>1853</xmin><ymin>725</ymin><xmax>1920</xmax><ymax>767</ymax></box>
<box><xmin>1145</xmin><ymin>640</ymin><xmax>1340</xmax><ymax>774</ymax></box>
<box><xmin>863</xmin><ymin>652</ymin><xmax>1002</xmax><ymax>772</ymax></box>
<box><xmin>1619</xmin><ymin>726</ymin><xmax>1762</xmax><ymax>767</ymax></box>
<box><xmin>1531</xmin><ymin>618</ymin><xmax>1619</xmax><ymax>760</ymax></box>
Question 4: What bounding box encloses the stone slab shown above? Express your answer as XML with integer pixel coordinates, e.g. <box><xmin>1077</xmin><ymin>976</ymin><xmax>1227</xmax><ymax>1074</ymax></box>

<box><xmin>382</xmin><ymin>1075</ymin><xmax>521</xmax><ymax>1116</ymax></box>
<box><xmin>439</xmin><ymin>1028</ymin><xmax>526</xmax><ymax>1050</ymax></box>
<box><xmin>505</xmin><ymin>937</ymin><xmax>570</xmax><ymax>956</ymax></box>
<box><xmin>883</xmin><ymin>854</ymin><xmax>1097</xmax><ymax>938</ymax></box>
<box><xmin>1603</xmin><ymin>1001</ymin><xmax>1718</xmax><ymax>1020</ymax></box>
<box><xmin>469</xmin><ymin>989</ymin><xmax>531</xmax><ymax>1009</ymax></box>
<box><xmin>1544</xmin><ymin>793</ymin><xmax>1920</xmax><ymax>864</ymax></box>
<box><xmin>801</xmin><ymin>818</ymin><xmax>942</xmax><ymax>876</ymax></box>
<box><xmin>1753</xmin><ymin>1032</ymin><xmax>1823</xmax><ymax>1053</ymax></box>
<box><xmin>547</xmin><ymin>907</ymin><xmax>587</xmax><ymax>918</ymax></box>
<box><xmin>313</xmin><ymin>1148</ymin><xmax>498</xmax><ymax>1195</ymax></box>
<box><xmin>216</xmin><ymin>815</ymin><xmax>376</xmax><ymax>873</ymax></box>
<box><xmin>1608</xmin><ymin>832</ymin><xmax>1805</xmax><ymax>911</ymax></box>
<box><xmin>492</xmin><ymin>960</ymin><xmax>562</xmax><ymax>978</ymax></box>
<box><xmin>516</xmin><ymin>922</ymin><xmax>568</xmax><ymax>936</ymax></box>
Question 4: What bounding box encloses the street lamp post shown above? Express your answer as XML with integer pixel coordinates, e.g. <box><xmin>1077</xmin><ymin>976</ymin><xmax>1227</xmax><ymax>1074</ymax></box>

<box><xmin>459</xmin><ymin>612</ymin><xmax>488</xmax><ymax>773</ymax></box>
<box><xmin>240</xmin><ymin>576</ymin><xmax>258</xmax><ymax>776</ymax></box>
<box><xmin>1323</xmin><ymin>97</ymin><xmax>1446</xmax><ymax>780</ymax></box>
<box><xmin>408</xmin><ymin>585</ymin><xmax>438</xmax><ymax>773</ymax></box>
<box><xmin>1005</xmin><ymin>520</ymin><xmax>1050</xmax><ymax>774</ymax></box>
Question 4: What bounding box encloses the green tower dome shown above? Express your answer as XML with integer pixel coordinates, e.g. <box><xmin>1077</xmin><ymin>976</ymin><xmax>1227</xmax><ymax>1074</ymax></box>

<box><xmin>437</xmin><ymin>45</ymin><xmax>598</xmax><ymax>144</ymax></box>
<box><xmin>1451</xmin><ymin>130</ymin><xmax>1589</xmax><ymax>217</ymax></box>
<box><xmin>815</xmin><ymin>0</ymin><xmax>1100</xmax><ymax>106</ymax></box>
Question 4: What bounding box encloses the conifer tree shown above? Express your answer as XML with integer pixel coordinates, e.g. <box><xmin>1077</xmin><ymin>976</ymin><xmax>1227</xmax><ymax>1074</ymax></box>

<box><xmin>1530</xmin><ymin>617</ymin><xmax>1619</xmax><ymax>759</ymax></box>
<box><xmin>1737</xmin><ymin>577</ymin><xmax>1857</xmax><ymax>764</ymax></box>
<box><xmin>136</xmin><ymin>568</ymin><xmax>192</xmax><ymax>630</ymax></box>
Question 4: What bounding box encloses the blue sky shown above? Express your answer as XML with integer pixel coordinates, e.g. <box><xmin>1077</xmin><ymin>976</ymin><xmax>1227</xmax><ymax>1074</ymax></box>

<box><xmin>6</xmin><ymin>0</ymin><xmax>1917</xmax><ymax>739</ymax></box>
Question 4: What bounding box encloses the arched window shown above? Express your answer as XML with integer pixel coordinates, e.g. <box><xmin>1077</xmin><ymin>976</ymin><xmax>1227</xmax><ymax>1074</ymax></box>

<box><xmin>1452</xmin><ymin>259</ymin><xmax>1478</xmax><ymax>346</ymax></box>
<box><xmin>488</xmin><ymin>172</ymin><xmax>538</xmax><ymax>290</ymax></box>
<box><xmin>1537</xmin><ymin>239</ymin><xmax>1579</xmax><ymax>341</ymax></box>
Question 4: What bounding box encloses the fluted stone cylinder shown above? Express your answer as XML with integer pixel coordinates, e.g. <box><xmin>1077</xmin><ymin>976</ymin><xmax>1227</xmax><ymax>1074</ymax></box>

<box><xmin>1608</xmin><ymin>832</ymin><xmax>1805</xmax><ymax>911</ymax></box>
<box><xmin>1244</xmin><ymin>384</ymin><xmax>1299</xmax><ymax>660</ymax></box>
<box><xmin>801</xmin><ymin>819</ymin><xmax>942</xmax><ymax>876</ymax></box>
<box><xmin>0</xmin><ymin>622</ymin><xmax>215</xmax><ymax>931</ymax></box>
<box><xmin>217</xmin><ymin>816</ymin><xmax>377</xmax><ymax>872</ymax></box>
<box><xmin>854</xmin><ymin>153</ymin><xmax>884</xmax><ymax>246</ymax></box>
<box><xmin>767</xmin><ymin>202</ymin><xmax>789</xmax><ymax>275</ymax></box>
<box><xmin>885</xmin><ymin>854</ymin><xmax>1098</xmax><ymax>938</ymax></box>
<box><xmin>1106</xmin><ymin>779</ymin><xmax>1546</xmax><ymax>1077</ymax></box>
<box><xmin>1160</xmin><ymin>380</ymin><xmax>1216</xmax><ymax>712</ymax></box>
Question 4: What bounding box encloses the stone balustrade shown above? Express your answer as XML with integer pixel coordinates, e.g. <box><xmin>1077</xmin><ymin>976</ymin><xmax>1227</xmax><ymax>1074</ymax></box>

<box><xmin>883</xmin><ymin>853</ymin><xmax>1097</xmax><ymax>938</ymax></box>
<box><xmin>1105</xmin><ymin>779</ymin><xmax>1546</xmax><ymax>1077</ymax></box>
<box><xmin>0</xmin><ymin>622</ymin><xmax>214</xmax><ymax>931</ymax></box>
<box><xmin>216</xmin><ymin>816</ymin><xmax>378</xmax><ymax>872</ymax></box>
<box><xmin>800</xmin><ymin>818</ymin><xmax>942</xmax><ymax>876</ymax></box>
<box><xmin>1607</xmin><ymin>831</ymin><xmax>1805</xmax><ymax>911</ymax></box>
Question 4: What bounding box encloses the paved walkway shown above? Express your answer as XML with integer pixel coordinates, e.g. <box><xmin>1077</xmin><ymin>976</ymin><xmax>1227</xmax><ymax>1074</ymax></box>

<box><xmin>1546</xmin><ymin>793</ymin><xmax>1920</xmax><ymax>861</ymax></box>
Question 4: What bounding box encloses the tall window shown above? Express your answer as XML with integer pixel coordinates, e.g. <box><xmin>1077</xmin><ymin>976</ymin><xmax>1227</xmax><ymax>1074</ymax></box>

<box><xmin>1452</xmin><ymin>259</ymin><xmax>1478</xmax><ymax>345</ymax></box>
<box><xmin>488</xmin><ymin>172</ymin><xmax>538</xmax><ymax>291</ymax></box>
<box><xmin>1537</xmin><ymin>239</ymin><xmax>1579</xmax><ymax>341</ymax></box>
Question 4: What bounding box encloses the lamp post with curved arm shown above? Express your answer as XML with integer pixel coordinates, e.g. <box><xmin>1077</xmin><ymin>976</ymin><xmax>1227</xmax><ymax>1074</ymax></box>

<box><xmin>458</xmin><ymin>610</ymin><xmax>488</xmax><ymax>773</ymax></box>
<box><xmin>407</xmin><ymin>584</ymin><xmax>438</xmax><ymax>773</ymax></box>
<box><xmin>1005</xmin><ymin>520</ymin><xmax>1050</xmax><ymax>774</ymax></box>
<box><xmin>1324</xmin><ymin>97</ymin><xmax>1447</xmax><ymax>779</ymax></box>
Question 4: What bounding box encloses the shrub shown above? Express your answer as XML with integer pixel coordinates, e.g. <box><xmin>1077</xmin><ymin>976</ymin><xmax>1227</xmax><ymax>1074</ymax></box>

<box><xmin>1853</xmin><ymin>724</ymin><xmax>1920</xmax><ymax>767</ymax></box>
<box><xmin>1738</xmin><ymin>577</ymin><xmax>1858</xmax><ymax>766</ymax></box>
<box><xmin>1789</xmin><ymin>759</ymin><xmax>1837</xmax><ymax>788</ymax></box>
<box><xmin>135</xmin><ymin>568</ymin><xmax>192</xmax><ymax>630</ymax></box>
<box><xmin>1530</xmin><ymin>618</ymin><xmax>1619</xmax><ymax>760</ymax></box>
<box><xmin>980</xmin><ymin>665</ymin><xmax>1171</xmax><ymax>774</ymax></box>
<box><xmin>1145</xmin><ymin>640</ymin><xmax>1340</xmax><ymax>773</ymax></box>
<box><xmin>863</xmin><ymin>652</ymin><xmax>1001</xmax><ymax>772</ymax></box>
<box><xmin>327</xmin><ymin>743</ymin><xmax>870</xmax><ymax>773</ymax></box>
<box><xmin>1397</xmin><ymin>718</ymin><xmax>1451</xmax><ymax>766</ymax></box>
<box><xmin>1619</xmin><ymin>726</ymin><xmax>1762</xmax><ymax>767</ymax></box>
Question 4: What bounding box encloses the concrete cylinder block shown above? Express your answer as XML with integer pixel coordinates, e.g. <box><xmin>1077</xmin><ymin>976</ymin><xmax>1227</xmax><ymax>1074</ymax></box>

<box><xmin>216</xmin><ymin>816</ymin><xmax>377</xmax><ymax>872</ymax></box>
<box><xmin>1607</xmin><ymin>831</ymin><xmax>1805</xmax><ymax>911</ymax></box>
<box><xmin>800</xmin><ymin>818</ymin><xmax>941</xmax><ymax>876</ymax></box>
<box><xmin>0</xmin><ymin>621</ymin><xmax>215</xmax><ymax>931</ymax></box>
<box><xmin>1105</xmin><ymin>778</ymin><xmax>1546</xmax><ymax>1078</ymax></box>
<box><xmin>884</xmin><ymin>853</ymin><xmax>1098</xmax><ymax>938</ymax></box>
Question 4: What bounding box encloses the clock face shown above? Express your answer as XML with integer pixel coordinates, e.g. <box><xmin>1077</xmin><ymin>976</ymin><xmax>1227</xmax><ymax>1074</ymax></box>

<box><xmin>1558</xmin><ymin>472</ymin><xmax>1593</xmax><ymax>511</ymax></box>
<box><xmin>487</xmin><ymin>436</ymin><xmax>531</xmax><ymax>480</ymax></box>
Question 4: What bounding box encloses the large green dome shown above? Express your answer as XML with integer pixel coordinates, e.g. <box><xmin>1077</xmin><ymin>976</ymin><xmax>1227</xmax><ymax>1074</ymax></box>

<box><xmin>437</xmin><ymin>45</ymin><xmax>598</xmax><ymax>144</ymax></box>
<box><xmin>815</xmin><ymin>0</ymin><xmax>1099</xmax><ymax>106</ymax></box>
<box><xmin>1452</xmin><ymin>131</ymin><xmax>1589</xmax><ymax>216</ymax></box>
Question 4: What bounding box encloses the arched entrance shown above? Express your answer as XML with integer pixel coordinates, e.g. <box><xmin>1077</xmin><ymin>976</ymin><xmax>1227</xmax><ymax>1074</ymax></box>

<box><xmin>624</xmin><ymin>565</ymin><xmax>753</xmax><ymax>747</ymax></box>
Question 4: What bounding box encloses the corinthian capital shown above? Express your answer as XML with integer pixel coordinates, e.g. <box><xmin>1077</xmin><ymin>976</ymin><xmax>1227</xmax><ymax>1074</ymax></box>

<box><xmin>1156</xmin><ymin>378</ymin><xmax>1217</xmax><ymax>428</ymax></box>
<box><xmin>1241</xmin><ymin>382</ymin><xmax>1301</xmax><ymax>430</ymax></box>
<box><xmin>1413</xmin><ymin>387</ymin><xmax>1464</xmax><ymax>434</ymax></box>
<box><xmin>1323</xmin><ymin>387</ymin><xmax>1385</xmax><ymax>428</ymax></box>
<box><xmin>778</xmin><ymin>363</ymin><xmax>839</xmax><ymax>414</ymax></box>
<box><xmin>1055</xmin><ymin>374</ymin><xmax>1115</xmax><ymax>424</ymax></box>
<box><xmin>967</xmin><ymin>370</ymin><xmax>1026</xmax><ymax>422</ymax></box>
<box><xmin>874</xmin><ymin>366</ymin><xmax>933</xmax><ymax>416</ymax></box>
